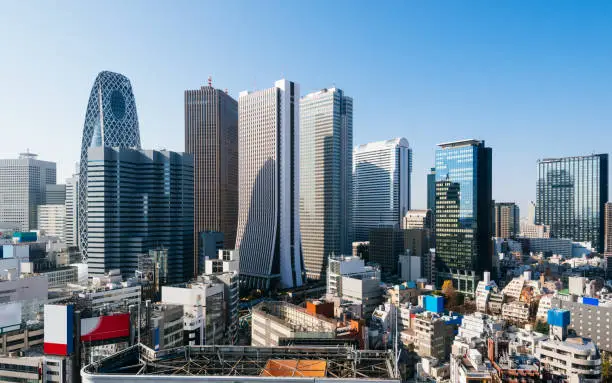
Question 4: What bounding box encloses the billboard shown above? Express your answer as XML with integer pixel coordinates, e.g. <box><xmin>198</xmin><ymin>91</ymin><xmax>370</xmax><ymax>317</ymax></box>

<box><xmin>80</xmin><ymin>313</ymin><xmax>130</xmax><ymax>342</ymax></box>
<box><xmin>0</xmin><ymin>302</ymin><xmax>22</xmax><ymax>334</ymax></box>
<box><xmin>44</xmin><ymin>304</ymin><xmax>74</xmax><ymax>356</ymax></box>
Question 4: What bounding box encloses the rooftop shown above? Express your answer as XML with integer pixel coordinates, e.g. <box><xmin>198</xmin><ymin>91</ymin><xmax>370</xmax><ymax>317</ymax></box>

<box><xmin>82</xmin><ymin>343</ymin><xmax>399</xmax><ymax>381</ymax></box>
<box><xmin>437</xmin><ymin>139</ymin><xmax>483</xmax><ymax>148</ymax></box>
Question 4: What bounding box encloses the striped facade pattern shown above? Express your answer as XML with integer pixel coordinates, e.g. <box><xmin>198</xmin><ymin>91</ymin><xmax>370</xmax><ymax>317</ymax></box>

<box><xmin>185</xmin><ymin>85</ymin><xmax>238</xmax><ymax>276</ymax></box>
<box><xmin>86</xmin><ymin>147</ymin><xmax>194</xmax><ymax>282</ymax></box>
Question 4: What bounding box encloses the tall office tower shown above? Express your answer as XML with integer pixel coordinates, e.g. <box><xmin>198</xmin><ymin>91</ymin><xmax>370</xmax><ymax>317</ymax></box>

<box><xmin>45</xmin><ymin>184</ymin><xmax>66</xmax><ymax>204</ymax></box>
<box><xmin>0</xmin><ymin>152</ymin><xmax>56</xmax><ymax>231</ymax></box>
<box><xmin>427</xmin><ymin>167</ymin><xmax>436</xmax><ymax>213</ymax></box>
<box><xmin>185</xmin><ymin>80</ymin><xmax>238</xmax><ymax>276</ymax></box>
<box><xmin>86</xmin><ymin>147</ymin><xmax>193</xmax><ymax>283</ymax></box>
<box><xmin>606</xmin><ymin>202</ymin><xmax>612</xmax><ymax>254</ymax></box>
<box><xmin>494</xmin><ymin>202</ymin><xmax>520</xmax><ymax>239</ymax></box>
<box><xmin>527</xmin><ymin>201</ymin><xmax>536</xmax><ymax>224</ymax></box>
<box><xmin>300</xmin><ymin>87</ymin><xmax>353</xmax><ymax>281</ymax></box>
<box><xmin>536</xmin><ymin>154</ymin><xmax>609</xmax><ymax>252</ymax></box>
<box><xmin>353</xmin><ymin>138</ymin><xmax>412</xmax><ymax>241</ymax></box>
<box><xmin>435</xmin><ymin>139</ymin><xmax>492</xmax><ymax>294</ymax></box>
<box><xmin>235</xmin><ymin>79</ymin><xmax>304</xmax><ymax>290</ymax></box>
<box><xmin>78</xmin><ymin>71</ymin><xmax>141</xmax><ymax>257</ymax></box>
<box><xmin>64</xmin><ymin>175</ymin><xmax>79</xmax><ymax>247</ymax></box>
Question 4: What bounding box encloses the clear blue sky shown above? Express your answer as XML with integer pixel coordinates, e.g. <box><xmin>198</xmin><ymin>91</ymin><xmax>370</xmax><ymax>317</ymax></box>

<box><xmin>1</xmin><ymin>1</ymin><xmax>611</xmax><ymax>214</ymax></box>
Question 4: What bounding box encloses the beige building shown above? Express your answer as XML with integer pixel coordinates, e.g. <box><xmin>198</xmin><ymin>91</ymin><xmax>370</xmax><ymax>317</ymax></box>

<box><xmin>401</xmin><ymin>210</ymin><xmax>432</xmax><ymax>230</ymax></box>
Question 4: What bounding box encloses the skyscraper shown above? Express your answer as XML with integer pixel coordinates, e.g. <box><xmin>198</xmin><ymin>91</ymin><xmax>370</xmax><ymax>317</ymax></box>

<box><xmin>86</xmin><ymin>147</ymin><xmax>193</xmax><ymax>282</ymax></box>
<box><xmin>536</xmin><ymin>154</ymin><xmax>609</xmax><ymax>252</ymax></box>
<box><xmin>494</xmin><ymin>202</ymin><xmax>520</xmax><ymax>239</ymax></box>
<box><xmin>0</xmin><ymin>152</ymin><xmax>56</xmax><ymax>231</ymax></box>
<box><xmin>606</xmin><ymin>202</ymin><xmax>612</xmax><ymax>254</ymax></box>
<box><xmin>64</xmin><ymin>175</ymin><xmax>79</xmax><ymax>247</ymax></box>
<box><xmin>38</xmin><ymin>184</ymin><xmax>67</xmax><ymax>240</ymax></box>
<box><xmin>78</xmin><ymin>71</ymin><xmax>141</xmax><ymax>257</ymax></box>
<box><xmin>185</xmin><ymin>80</ymin><xmax>238</xmax><ymax>276</ymax></box>
<box><xmin>434</xmin><ymin>139</ymin><xmax>492</xmax><ymax>294</ymax></box>
<box><xmin>427</xmin><ymin>167</ymin><xmax>436</xmax><ymax>213</ymax></box>
<box><xmin>353</xmin><ymin>138</ymin><xmax>412</xmax><ymax>241</ymax></box>
<box><xmin>299</xmin><ymin>87</ymin><xmax>353</xmax><ymax>280</ymax></box>
<box><xmin>235</xmin><ymin>79</ymin><xmax>304</xmax><ymax>290</ymax></box>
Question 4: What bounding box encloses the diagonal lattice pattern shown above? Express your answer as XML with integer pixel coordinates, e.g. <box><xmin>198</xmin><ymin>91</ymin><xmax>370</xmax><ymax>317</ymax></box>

<box><xmin>78</xmin><ymin>71</ymin><xmax>141</xmax><ymax>258</ymax></box>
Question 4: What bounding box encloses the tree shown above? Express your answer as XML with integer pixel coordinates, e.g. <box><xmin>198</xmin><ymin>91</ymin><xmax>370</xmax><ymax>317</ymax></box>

<box><xmin>534</xmin><ymin>321</ymin><xmax>549</xmax><ymax>334</ymax></box>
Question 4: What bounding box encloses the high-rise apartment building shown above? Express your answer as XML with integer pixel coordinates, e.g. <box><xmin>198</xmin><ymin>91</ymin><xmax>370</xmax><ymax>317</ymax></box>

<box><xmin>185</xmin><ymin>80</ymin><xmax>238</xmax><ymax>276</ymax></box>
<box><xmin>0</xmin><ymin>152</ymin><xmax>56</xmax><ymax>231</ymax></box>
<box><xmin>299</xmin><ymin>87</ymin><xmax>353</xmax><ymax>280</ymax></box>
<box><xmin>86</xmin><ymin>147</ymin><xmax>193</xmax><ymax>282</ymax></box>
<box><xmin>605</xmin><ymin>202</ymin><xmax>612</xmax><ymax>254</ymax></box>
<box><xmin>536</xmin><ymin>154</ymin><xmax>609</xmax><ymax>252</ymax></box>
<box><xmin>78</xmin><ymin>71</ymin><xmax>141</xmax><ymax>257</ymax></box>
<box><xmin>235</xmin><ymin>79</ymin><xmax>304</xmax><ymax>290</ymax></box>
<box><xmin>353</xmin><ymin>138</ymin><xmax>412</xmax><ymax>241</ymax></box>
<box><xmin>435</xmin><ymin>139</ymin><xmax>492</xmax><ymax>294</ymax></box>
<box><xmin>494</xmin><ymin>202</ymin><xmax>519</xmax><ymax>238</ymax></box>
<box><xmin>64</xmin><ymin>175</ymin><xmax>79</xmax><ymax>247</ymax></box>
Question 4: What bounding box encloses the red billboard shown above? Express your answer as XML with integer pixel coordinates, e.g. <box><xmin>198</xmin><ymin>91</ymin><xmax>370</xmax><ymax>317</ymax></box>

<box><xmin>80</xmin><ymin>313</ymin><xmax>130</xmax><ymax>342</ymax></box>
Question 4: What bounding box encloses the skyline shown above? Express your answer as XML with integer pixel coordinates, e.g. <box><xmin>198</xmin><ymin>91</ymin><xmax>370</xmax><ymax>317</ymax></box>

<box><xmin>1</xmin><ymin>1</ymin><xmax>612</xmax><ymax>214</ymax></box>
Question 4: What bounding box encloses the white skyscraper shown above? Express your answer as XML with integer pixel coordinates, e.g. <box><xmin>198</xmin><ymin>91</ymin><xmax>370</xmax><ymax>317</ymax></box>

<box><xmin>300</xmin><ymin>88</ymin><xmax>353</xmax><ymax>281</ymax></box>
<box><xmin>353</xmin><ymin>138</ymin><xmax>412</xmax><ymax>241</ymax></box>
<box><xmin>64</xmin><ymin>175</ymin><xmax>79</xmax><ymax>247</ymax></box>
<box><xmin>235</xmin><ymin>79</ymin><xmax>304</xmax><ymax>290</ymax></box>
<box><xmin>0</xmin><ymin>152</ymin><xmax>56</xmax><ymax>231</ymax></box>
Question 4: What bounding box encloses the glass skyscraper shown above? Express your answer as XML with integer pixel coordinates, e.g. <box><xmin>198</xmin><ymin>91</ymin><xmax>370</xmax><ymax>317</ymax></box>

<box><xmin>536</xmin><ymin>154</ymin><xmax>609</xmax><ymax>252</ymax></box>
<box><xmin>353</xmin><ymin>138</ymin><xmax>412</xmax><ymax>241</ymax></box>
<box><xmin>185</xmin><ymin>81</ymin><xmax>238</xmax><ymax>277</ymax></box>
<box><xmin>434</xmin><ymin>139</ymin><xmax>492</xmax><ymax>294</ymax></box>
<box><xmin>427</xmin><ymin>167</ymin><xmax>436</xmax><ymax>213</ymax></box>
<box><xmin>78</xmin><ymin>71</ymin><xmax>141</xmax><ymax>258</ymax></box>
<box><xmin>86</xmin><ymin>147</ymin><xmax>193</xmax><ymax>282</ymax></box>
<box><xmin>300</xmin><ymin>87</ymin><xmax>353</xmax><ymax>281</ymax></box>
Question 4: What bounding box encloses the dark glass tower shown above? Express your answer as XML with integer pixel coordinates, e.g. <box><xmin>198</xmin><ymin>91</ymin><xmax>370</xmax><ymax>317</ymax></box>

<box><xmin>434</xmin><ymin>139</ymin><xmax>492</xmax><ymax>294</ymax></box>
<box><xmin>78</xmin><ymin>71</ymin><xmax>141</xmax><ymax>257</ymax></box>
<box><xmin>536</xmin><ymin>154</ymin><xmax>608</xmax><ymax>252</ymax></box>
<box><xmin>185</xmin><ymin>81</ymin><xmax>238</xmax><ymax>277</ymax></box>
<box><xmin>427</xmin><ymin>167</ymin><xmax>436</xmax><ymax>212</ymax></box>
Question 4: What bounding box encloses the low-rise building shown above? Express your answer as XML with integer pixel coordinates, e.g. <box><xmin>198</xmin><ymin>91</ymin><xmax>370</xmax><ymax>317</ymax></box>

<box><xmin>148</xmin><ymin>303</ymin><xmax>183</xmax><ymax>351</ymax></box>
<box><xmin>341</xmin><ymin>274</ymin><xmax>382</xmax><ymax>318</ymax></box>
<box><xmin>327</xmin><ymin>254</ymin><xmax>379</xmax><ymax>297</ymax></box>
<box><xmin>501</xmin><ymin>300</ymin><xmax>530</xmax><ymax>324</ymax></box>
<box><xmin>413</xmin><ymin>311</ymin><xmax>458</xmax><ymax>361</ymax></box>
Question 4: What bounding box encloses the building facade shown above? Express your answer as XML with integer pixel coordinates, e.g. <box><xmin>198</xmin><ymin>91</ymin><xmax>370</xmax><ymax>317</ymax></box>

<box><xmin>369</xmin><ymin>228</ymin><xmax>406</xmax><ymax>275</ymax></box>
<box><xmin>300</xmin><ymin>88</ymin><xmax>353</xmax><ymax>281</ymax></box>
<box><xmin>605</xmin><ymin>202</ymin><xmax>612</xmax><ymax>254</ymax></box>
<box><xmin>536</xmin><ymin>154</ymin><xmax>609</xmax><ymax>252</ymax></box>
<box><xmin>235</xmin><ymin>79</ymin><xmax>304</xmax><ymax>290</ymax></box>
<box><xmin>434</xmin><ymin>139</ymin><xmax>493</xmax><ymax>294</ymax></box>
<box><xmin>185</xmin><ymin>82</ymin><xmax>238</xmax><ymax>276</ymax></box>
<box><xmin>79</xmin><ymin>71</ymin><xmax>142</xmax><ymax>258</ymax></box>
<box><xmin>0</xmin><ymin>153</ymin><xmax>56</xmax><ymax>231</ymax></box>
<box><xmin>494</xmin><ymin>202</ymin><xmax>519</xmax><ymax>239</ymax></box>
<box><xmin>86</xmin><ymin>147</ymin><xmax>193</xmax><ymax>282</ymax></box>
<box><xmin>402</xmin><ymin>210</ymin><xmax>433</xmax><ymax>230</ymax></box>
<box><xmin>353</xmin><ymin>138</ymin><xmax>411</xmax><ymax>241</ymax></box>
<box><xmin>64</xmin><ymin>176</ymin><xmax>79</xmax><ymax>247</ymax></box>
<box><xmin>38</xmin><ymin>204</ymin><xmax>66</xmax><ymax>240</ymax></box>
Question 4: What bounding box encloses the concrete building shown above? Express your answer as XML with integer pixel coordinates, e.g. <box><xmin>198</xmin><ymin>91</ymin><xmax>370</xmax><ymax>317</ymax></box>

<box><xmin>520</xmin><ymin>237</ymin><xmax>573</xmax><ymax>258</ymax></box>
<box><xmin>0</xmin><ymin>272</ymin><xmax>48</xmax><ymax>303</ymax></box>
<box><xmin>73</xmin><ymin>281</ymin><xmax>142</xmax><ymax>312</ymax></box>
<box><xmin>501</xmin><ymin>300</ymin><xmax>530</xmax><ymax>324</ymax></box>
<box><xmin>300</xmin><ymin>88</ymin><xmax>353</xmax><ymax>281</ymax></box>
<box><xmin>185</xmin><ymin>81</ymin><xmax>238</xmax><ymax>276</ymax></box>
<box><xmin>520</xmin><ymin>222</ymin><xmax>551</xmax><ymax>238</ymax></box>
<box><xmin>162</xmin><ymin>281</ymin><xmax>225</xmax><ymax>346</ymax></box>
<box><xmin>341</xmin><ymin>275</ymin><xmax>382</xmax><ymax>318</ymax></box>
<box><xmin>235</xmin><ymin>79</ymin><xmax>303</xmax><ymax>290</ymax></box>
<box><xmin>397</xmin><ymin>253</ymin><xmax>421</xmax><ymax>282</ymax></box>
<box><xmin>0</xmin><ymin>152</ymin><xmax>56</xmax><ymax>231</ymax></box>
<box><xmin>353</xmin><ymin>138</ymin><xmax>411</xmax><ymax>241</ymax></box>
<box><xmin>536</xmin><ymin>154</ymin><xmax>609</xmax><ymax>252</ymax></box>
<box><xmin>401</xmin><ymin>210</ymin><xmax>432</xmax><ymax>230</ymax></box>
<box><xmin>86</xmin><ymin>147</ymin><xmax>194</xmax><ymax>282</ymax></box>
<box><xmin>435</xmin><ymin>140</ymin><xmax>493</xmax><ymax>294</ymax></box>
<box><xmin>0</xmin><ymin>323</ymin><xmax>44</xmax><ymax>354</ymax></box>
<box><xmin>148</xmin><ymin>303</ymin><xmax>184</xmax><ymax>351</ymax></box>
<box><xmin>37</xmin><ymin>204</ymin><xmax>65</xmax><ymax>240</ymax></box>
<box><xmin>251</xmin><ymin>301</ymin><xmax>337</xmax><ymax>347</ymax></box>
<box><xmin>413</xmin><ymin>311</ymin><xmax>456</xmax><ymax>361</ymax></box>
<box><xmin>64</xmin><ymin>175</ymin><xmax>79</xmax><ymax>247</ymax></box>
<box><xmin>326</xmin><ymin>254</ymin><xmax>380</xmax><ymax>297</ymax></box>
<box><xmin>494</xmin><ymin>202</ymin><xmax>519</xmax><ymax>239</ymax></box>
<box><xmin>204</xmin><ymin>249</ymin><xmax>239</xmax><ymax>345</ymax></box>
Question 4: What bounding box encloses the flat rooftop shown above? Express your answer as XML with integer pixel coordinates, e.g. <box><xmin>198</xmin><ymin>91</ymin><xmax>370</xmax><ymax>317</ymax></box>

<box><xmin>81</xmin><ymin>344</ymin><xmax>399</xmax><ymax>382</ymax></box>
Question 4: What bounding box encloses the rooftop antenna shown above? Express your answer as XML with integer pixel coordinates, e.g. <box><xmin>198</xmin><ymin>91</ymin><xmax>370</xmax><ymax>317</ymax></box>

<box><xmin>208</xmin><ymin>76</ymin><xmax>212</xmax><ymax>87</ymax></box>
